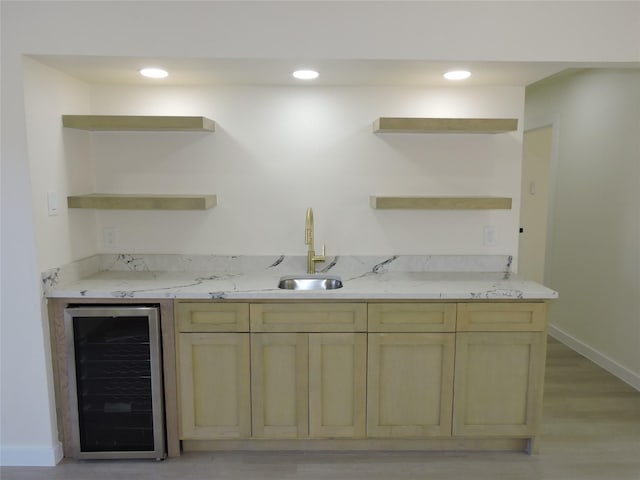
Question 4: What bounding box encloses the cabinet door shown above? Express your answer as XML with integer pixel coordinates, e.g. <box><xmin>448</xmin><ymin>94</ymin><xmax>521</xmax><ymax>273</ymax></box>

<box><xmin>453</xmin><ymin>332</ymin><xmax>546</xmax><ymax>436</ymax></box>
<box><xmin>308</xmin><ymin>333</ymin><xmax>366</xmax><ymax>438</ymax></box>
<box><xmin>178</xmin><ymin>333</ymin><xmax>250</xmax><ymax>439</ymax></box>
<box><xmin>251</xmin><ymin>333</ymin><xmax>309</xmax><ymax>438</ymax></box>
<box><xmin>367</xmin><ymin>333</ymin><xmax>455</xmax><ymax>437</ymax></box>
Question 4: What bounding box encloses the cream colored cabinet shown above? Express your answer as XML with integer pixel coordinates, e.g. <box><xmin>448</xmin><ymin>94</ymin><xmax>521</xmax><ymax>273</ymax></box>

<box><xmin>452</xmin><ymin>303</ymin><xmax>547</xmax><ymax>439</ymax></box>
<box><xmin>309</xmin><ymin>333</ymin><xmax>367</xmax><ymax>438</ymax></box>
<box><xmin>367</xmin><ymin>332</ymin><xmax>455</xmax><ymax>437</ymax></box>
<box><xmin>250</xmin><ymin>332</ymin><xmax>309</xmax><ymax>438</ymax></box>
<box><xmin>176</xmin><ymin>302</ymin><xmax>251</xmax><ymax>440</ymax></box>
<box><xmin>367</xmin><ymin>304</ymin><xmax>456</xmax><ymax>437</ymax></box>
<box><xmin>173</xmin><ymin>300</ymin><xmax>549</xmax><ymax>451</ymax></box>
<box><xmin>250</xmin><ymin>304</ymin><xmax>367</xmax><ymax>439</ymax></box>
<box><xmin>178</xmin><ymin>333</ymin><xmax>251</xmax><ymax>439</ymax></box>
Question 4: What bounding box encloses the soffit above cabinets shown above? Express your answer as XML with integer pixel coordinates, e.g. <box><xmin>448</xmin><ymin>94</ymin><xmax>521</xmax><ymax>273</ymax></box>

<box><xmin>30</xmin><ymin>55</ymin><xmax>578</xmax><ymax>87</ymax></box>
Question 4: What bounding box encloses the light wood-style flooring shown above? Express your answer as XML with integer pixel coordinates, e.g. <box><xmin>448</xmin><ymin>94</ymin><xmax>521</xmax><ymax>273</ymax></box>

<box><xmin>3</xmin><ymin>337</ymin><xmax>639</xmax><ymax>480</ymax></box>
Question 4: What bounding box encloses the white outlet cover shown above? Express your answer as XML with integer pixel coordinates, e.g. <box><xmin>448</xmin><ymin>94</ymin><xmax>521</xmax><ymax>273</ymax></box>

<box><xmin>102</xmin><ymin>227</ymin><xmax>117</xmax><ymax>248</ymax></box>
<box><xmin>483</xmin><ymin>225</ymin><xmax>497</xmax><ymax>246</ymax></box>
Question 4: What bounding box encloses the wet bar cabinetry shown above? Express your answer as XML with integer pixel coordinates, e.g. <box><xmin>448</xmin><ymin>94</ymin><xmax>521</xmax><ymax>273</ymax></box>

<box><xmin>366</xmin><ymin>304</ymin><xmax>456</xmax><ymax>438</ymax></box>
<box><xmin>175</xmin><ymin>303</ymin><xmax>251</xmax><ymax>440</ymax></box>
<box><xmin>452</xmin><ymin>303</ymin><xmax>547</xmax><ymax>442</ymax></box>
<box><xmin>249</xmin><ymin>304</ymin><xmax>367</xmax><ymax>439</ymax></box>
<box><xmin>175</xmin><ymin>300</ymin><xmax>548</xmax><ymax>453</ymax></box>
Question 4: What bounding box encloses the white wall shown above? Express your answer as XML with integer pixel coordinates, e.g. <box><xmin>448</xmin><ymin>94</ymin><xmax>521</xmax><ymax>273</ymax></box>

<box><xmin>23</xmin><ymin>58</ymin><xmax>96</xmax><ymax>271</ymax></box>
<box><xmin>0</xmin><ymin>51</ymin><xmax>64</xmax><ymax>470</ymax></box>
<box><xmin>2</xmin><ymin>1</ymin><xmax>639</xmax><ymax>466</ymax></box>
<box><xmin>525</xmin><ymin>69</ymin><xmax>640</xmax><ymax>388</ymax></box>
<box><xmin>87</xmin><ymin>84</ymin><xmax>523</xmax><ymax>256</ymax></box>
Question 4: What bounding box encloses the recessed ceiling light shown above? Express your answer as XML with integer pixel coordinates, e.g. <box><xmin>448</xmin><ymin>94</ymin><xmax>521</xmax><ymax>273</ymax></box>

<box><xmin>443</xmin><ymin>70</ymin><xmax>471</xmax><ymax>80</ymax></box>
<box><xmin>140</xmin><ymin>68</ymin><xmax>169</xmax><ymax>79</ymax></box>
<box><xmin>292</xmin><ymin>69</ymin><xmax>319</xmax><ymax>80</ymax></box>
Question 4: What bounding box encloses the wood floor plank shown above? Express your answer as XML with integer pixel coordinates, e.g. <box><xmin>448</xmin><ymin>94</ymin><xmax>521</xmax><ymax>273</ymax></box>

<box><xmin>2</xmin><ymin>337</ymin><xmax>639</xmax><ymax>479</ymax></box>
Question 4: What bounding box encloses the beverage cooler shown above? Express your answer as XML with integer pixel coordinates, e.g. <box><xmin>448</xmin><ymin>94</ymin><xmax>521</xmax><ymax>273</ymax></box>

<box><xmin>64</xmin><ymin>306</ymin><xmax>166</xmax><ymax>460</ymax></box>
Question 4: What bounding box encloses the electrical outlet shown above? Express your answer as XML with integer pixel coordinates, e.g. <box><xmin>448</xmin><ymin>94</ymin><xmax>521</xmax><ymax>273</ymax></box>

<box><xmin>102</xmin><ymin>227</ymin><xmax>118</xmax><ymax>248</ymax></box>
<box><xmin>483</xmin><ymin>226</ymin><xmax>497</xmax><ymax>246</ymax></box>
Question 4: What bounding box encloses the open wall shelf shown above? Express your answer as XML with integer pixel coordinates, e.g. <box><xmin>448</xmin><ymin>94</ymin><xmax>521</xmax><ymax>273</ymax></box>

<box><xmin>370</xmin><ymin>196</ymin><xmax>512</xmax><ymax>210</ymax></box>
<box><xmin>373</xmin><ymin>117</ymin><xmax>518</xmax><ymax>134</ymax></box>
<box><xmin>67</xmin><ymin>194</ymin><xmax>217</xmax><ymax>210</ymax></box>
<box><xmin>62</xmin><ymin>115</ymin><xmax>215</xmax><ymax>132</ymax></box>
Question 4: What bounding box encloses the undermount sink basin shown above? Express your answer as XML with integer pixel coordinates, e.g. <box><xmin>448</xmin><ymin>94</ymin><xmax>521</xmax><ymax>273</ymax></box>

<box><xmin>278</xmin><ymin>274</ymin><xmax>343</xmax><ymax>291</ymax></box>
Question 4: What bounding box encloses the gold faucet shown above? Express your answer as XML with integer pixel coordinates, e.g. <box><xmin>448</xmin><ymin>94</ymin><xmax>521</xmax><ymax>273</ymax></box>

<box><xmin>305</xmin><ymin>207</ymin><xmax>326</xmax><ymax>274</ymax></box>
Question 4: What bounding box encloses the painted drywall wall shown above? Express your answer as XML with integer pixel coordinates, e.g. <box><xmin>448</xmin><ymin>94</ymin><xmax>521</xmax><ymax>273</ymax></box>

<box><xmin>2</xmin><ymin>0</ymin><xmax>639</xmax><ymax>466</ymax></box>
<box><xmin>85</xmin><ymin>84</ymin><xmax>524</xmax><ymax>256</ymax></box>
<box><xmin>525</xmin><ymin>69</ymin><xmax>640</xmax><ymax>388</ymax></box>
<box><xmin>23</xmin><ymin>57</ymin><xmax>96</xmax><ymax>271</ymax></box>
<box><xmin>0</xmin><ymin>53</ymin><xmax>63</xmax><ymax>468</ymax></box>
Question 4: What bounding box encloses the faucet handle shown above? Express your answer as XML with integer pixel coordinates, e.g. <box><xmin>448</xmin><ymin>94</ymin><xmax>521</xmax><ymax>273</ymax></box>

<box><xmin>312</xmin><ymin>244</ymin><xmax>326</xmax><ymax>265</ymax></box>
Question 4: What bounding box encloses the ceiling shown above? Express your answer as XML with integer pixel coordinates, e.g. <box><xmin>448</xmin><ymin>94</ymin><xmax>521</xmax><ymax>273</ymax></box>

<box><xmin>30</xmin><ymin>55</ymin><xmax>585</xmax><ymax>87</ymax></box>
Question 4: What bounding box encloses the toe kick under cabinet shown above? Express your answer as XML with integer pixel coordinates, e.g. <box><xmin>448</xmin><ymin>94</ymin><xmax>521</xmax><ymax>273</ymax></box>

<box><xmin>174</xmin><ymin>300</ymin><xmax>548</xmax><ymax>453</ymax></box>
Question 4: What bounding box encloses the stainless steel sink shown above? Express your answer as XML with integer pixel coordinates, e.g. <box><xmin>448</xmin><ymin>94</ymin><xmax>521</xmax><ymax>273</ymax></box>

<box><xmin>278</xmin><ymin>274</ymin><xmax>343</xmax><ymax>291</ymax></box>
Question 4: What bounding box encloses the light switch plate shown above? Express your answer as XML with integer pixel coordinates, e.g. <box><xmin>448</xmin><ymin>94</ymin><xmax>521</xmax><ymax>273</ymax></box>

<box><xmin>47</xmin><ymin>191</ymin><xmax>59</xmax><ymax>216</ymax></box>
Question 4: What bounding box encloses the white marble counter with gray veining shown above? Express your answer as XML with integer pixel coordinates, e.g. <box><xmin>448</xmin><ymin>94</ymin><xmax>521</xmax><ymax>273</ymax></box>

<box><xmin>44</xmin><ymin>254</ymin><xmax>558</xmax><ymax>300</ymax></box>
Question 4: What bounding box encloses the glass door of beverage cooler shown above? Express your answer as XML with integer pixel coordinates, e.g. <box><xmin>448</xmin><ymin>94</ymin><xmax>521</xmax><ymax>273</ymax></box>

<box><xmin>64</xmin><ymin>306</ymin><xmax>165</xmax><ymax>460</ymax></box>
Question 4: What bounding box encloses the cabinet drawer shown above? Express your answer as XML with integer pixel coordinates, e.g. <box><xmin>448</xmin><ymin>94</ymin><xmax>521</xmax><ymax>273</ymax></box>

<box><xmin>176</xmin><ymin>302</ymin><xmax>249</xmax><ymax>332</ymax></box>
<box><xmin>457</xmin><ymin>303</ymin><xmax>546</xmax><ymax>332</ymax></box>
<box><xmin>250</xmin><ymin>303</ymin><xmax>367</xmax><ymax>332</ymax></box>
<box><xmin>368</xmin><ymin>303</ymin><xmax>456</xmax><ymax>332</ymax></box>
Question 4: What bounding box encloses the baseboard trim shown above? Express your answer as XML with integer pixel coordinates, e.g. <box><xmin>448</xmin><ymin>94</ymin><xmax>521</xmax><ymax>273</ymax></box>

<box><xmin>549</xmin><ymin>323</ymin><xmax>640</xmax><ymax>391</ymax></box>
<box><xmin>182</xmin><ymin>437</ymin><xmax>529</xmax><ymax>453</ymax></box>
<box><xmin>0</xmin><ymin>442</ymin><xmax>63</xmax><ymax>466</ymax></box>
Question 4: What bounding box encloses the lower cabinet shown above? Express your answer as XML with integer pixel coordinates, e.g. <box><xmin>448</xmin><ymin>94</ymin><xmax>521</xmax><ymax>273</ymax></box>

<box><xmin>250</xmin><ymin>333</ymin><xmax>309</xmax><ymax>438</ymax></box>
<box><xmin>178</xmin><ymin>332</ymin><xmax>251</xmax><ymax>439</ymax></box>
<box><xmin>175</xmin><ymin>300</ymin><xmax>548</xmax><ymax>448</ymax></box>
<box><xmin>452</xmin><ymin>331</ymin><xmax>546</xmax><ymax>437</ymax></box>
<box><xmin>251</xmin><ymin>332</ymin><xmax>367</xmax><ymax>439</ymax></box>
<box><xmin>367</xmin><ymin>333</ymin><xmax>455</xmax><ymax>437</ymax></box>
<box><xmin>176</xmin><ymin>302</ymin><xmax>251</xmax><ymax>440</ymax></box>
<box><xmin>452</xmin><ymin>303</ymin><xmax>548</xmax><ymax>441</ymax></box>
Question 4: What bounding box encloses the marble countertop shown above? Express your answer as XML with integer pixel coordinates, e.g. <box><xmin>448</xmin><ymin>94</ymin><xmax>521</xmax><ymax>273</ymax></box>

<box><xmin>45</xmin><ymin>254</ymin><xmax>558</xmax><ymax>300</ymax></box>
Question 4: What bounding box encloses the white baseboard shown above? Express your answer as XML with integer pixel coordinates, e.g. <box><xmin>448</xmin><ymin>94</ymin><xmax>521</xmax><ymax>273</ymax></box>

<box><xmin>549</xmin><ymin>323</ymin><xmax>640</xmax><ymax>391</ymax></box>
<box><xmin>0</xmin><ymin>442</ymin><xmax>63</xmax><ymax>466</ymax></box>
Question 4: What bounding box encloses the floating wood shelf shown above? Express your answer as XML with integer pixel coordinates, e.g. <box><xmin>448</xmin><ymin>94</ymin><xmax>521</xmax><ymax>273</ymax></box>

<box><xmin>370</xmin><ymin>196</ymin><xmax>512</xmax><ymax>210</ymax></box>
<box><xmin>67</xmin><ymin>194</ymin><xmax>217</xmax><ymax>210</ymax></box>
<box><xmin>373</xmin><ymin>117</ymin><xmax>518</xmax><ymax>134</ymax></box>
<box><xmin>62</xmin><ymin>115</ymin><xmax>215</xmax><ymax>132</ymax></box>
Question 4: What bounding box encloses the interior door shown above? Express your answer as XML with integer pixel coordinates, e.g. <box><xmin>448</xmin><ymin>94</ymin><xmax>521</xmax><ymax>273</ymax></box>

<box><xmin>519</xmin><ymin>126</ymin><xmax>553</xmax><ymax>282</ymax></box>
